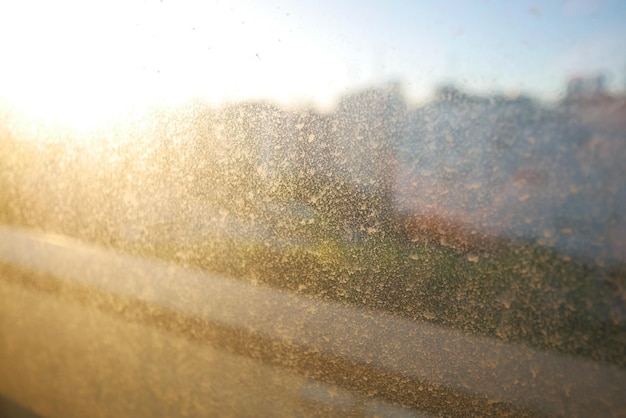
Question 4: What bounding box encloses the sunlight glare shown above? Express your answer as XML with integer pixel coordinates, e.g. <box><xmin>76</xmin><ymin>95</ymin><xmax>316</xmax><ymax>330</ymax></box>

<box><xmin>0</xmin><ymin>0</ymin><xmax>346</xmax><ymax>135</ymax></box>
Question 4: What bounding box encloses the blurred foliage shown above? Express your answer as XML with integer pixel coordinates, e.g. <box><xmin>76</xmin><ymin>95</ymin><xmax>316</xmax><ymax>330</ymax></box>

<box><xmin>1</xmin><ymin>86</ymin><xmax>625</xmax><ymax>368</ymax></box>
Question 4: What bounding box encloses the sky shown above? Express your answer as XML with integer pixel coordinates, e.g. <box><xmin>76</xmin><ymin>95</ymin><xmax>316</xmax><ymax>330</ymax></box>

<box><xmin>0</xmin><ymin>0</ymin><xmax>625</xmax><ymax>130</ymax></box>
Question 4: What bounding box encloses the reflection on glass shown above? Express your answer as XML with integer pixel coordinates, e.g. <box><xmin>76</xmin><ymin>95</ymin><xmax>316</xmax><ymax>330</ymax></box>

<box><xmin>1</xmin><ymin>0</ymin><xmax>625</xmax><ymax>416</ymax></box>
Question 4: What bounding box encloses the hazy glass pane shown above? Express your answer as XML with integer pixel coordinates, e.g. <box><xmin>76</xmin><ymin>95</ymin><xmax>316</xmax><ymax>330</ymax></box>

<box><xmin>1</xmin><ymin>1</ymin><xmax>625</xmax><ymax>416</ymax></box>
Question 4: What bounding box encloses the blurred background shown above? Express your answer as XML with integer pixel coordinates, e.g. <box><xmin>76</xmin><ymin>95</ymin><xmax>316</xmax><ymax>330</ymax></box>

<box><xmin>1</xmin><ymin>0</ymin><xmax>626</xmax><ymax>401</ymax></box>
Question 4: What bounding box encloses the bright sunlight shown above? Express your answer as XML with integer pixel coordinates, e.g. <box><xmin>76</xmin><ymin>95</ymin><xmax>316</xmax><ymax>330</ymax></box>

<box><xmin>0</xmin><ymin>0</ymin><xmax>346</xmax><ymax>133</ymax></box>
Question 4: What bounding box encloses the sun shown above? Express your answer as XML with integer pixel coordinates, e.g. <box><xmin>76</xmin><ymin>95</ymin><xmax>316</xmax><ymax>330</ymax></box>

<box><xmin>0</xmin><ymin>0</ymin><xmax>346</xmax><ymax>136</ymax></box>
<box><xmin>0</xmin><ymin>0</ymin><xmax>152</xmax><ymax>133</ymax></box>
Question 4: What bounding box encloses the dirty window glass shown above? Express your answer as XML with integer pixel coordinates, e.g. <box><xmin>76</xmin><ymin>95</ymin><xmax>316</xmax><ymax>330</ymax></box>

<box><xmin>1</xmin><ymin>1</ymin><xmax>626</xmax><ymax>417</ymax></box>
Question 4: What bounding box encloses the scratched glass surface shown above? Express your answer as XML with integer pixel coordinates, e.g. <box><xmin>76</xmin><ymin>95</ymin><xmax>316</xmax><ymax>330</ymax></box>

<box><xmin>1</xmin><ymin>1</ymin><xmax>625</xmax><ymax>417</ymax></box>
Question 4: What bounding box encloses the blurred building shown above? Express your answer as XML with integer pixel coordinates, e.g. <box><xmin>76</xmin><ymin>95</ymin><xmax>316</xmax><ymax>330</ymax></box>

<box><xmin>566</xmin><ymin>74</ymin><xmax>607</xmax><ymax>100</ymax></box>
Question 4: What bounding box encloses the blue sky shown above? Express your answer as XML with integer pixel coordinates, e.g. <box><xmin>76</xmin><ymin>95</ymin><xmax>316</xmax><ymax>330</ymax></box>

<box><xmin>1</xmin><ymin>0</ymin><xmax>625</xmax><ymax>128</ymax></box>
<box><xmin>274</xmin><ymin>0</ymin><xmax>626</xmax><ymax>102</ymax></box>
